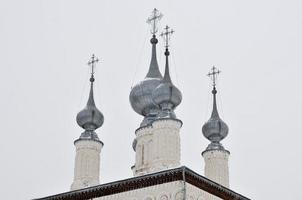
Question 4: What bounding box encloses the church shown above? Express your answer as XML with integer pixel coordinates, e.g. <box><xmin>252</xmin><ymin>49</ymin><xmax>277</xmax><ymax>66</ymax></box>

<box><xmin>35</xmin><ymin>9</ymin><xmax>250</xmax><ymax>200</ymax></box>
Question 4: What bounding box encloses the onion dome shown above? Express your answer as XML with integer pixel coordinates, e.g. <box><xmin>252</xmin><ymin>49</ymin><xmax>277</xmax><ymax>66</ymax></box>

<box><xmin>129</xmin><ymin>35</ymin><xmax>163</xmax><ymax>126</ymax></box>
<box><xmin>152</xmin><ymin>47</ymin><xmax>182</xmax><ymax>119</ymax></box>
<box><xmin>76</xmin><ymin>55</ymin><xmax>104</xmax><ymax>141</ymax></box>
<box><xmin>202</xmin><ymin>86</ymin><xmax>229</xmax><ymax>152</ymax></box>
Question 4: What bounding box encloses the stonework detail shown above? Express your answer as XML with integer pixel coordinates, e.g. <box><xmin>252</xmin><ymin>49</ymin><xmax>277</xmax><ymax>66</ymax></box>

<box><xmin>95</xmin><ymin>181</ymin><xmax>183</xmax><ymax>200</ymax></box>
<box><xmin>71</xmin><ymin>139</ymin><xmax>103</xmax><ymax>190</ymax></box>
<box><xmin>92</xmin><ymin>182</ymin><xmax>215</xmax><ymax>200</ymax></box>
<box><xmin>202</xmin><ymin>150</ymin><xmax>229</xmax><ymax>200</ymax></box>
<box><xmin>132</xmin><ymin>119</ymin><xmax>182</xmax><ymax>176</ymax></box>
<box><xmin>186</xmin><ymin>183</ymin><xmax>212</xmax><ymax>200</ymax></box>
<box><xmin>203</xmin><ymin>150</ymin><xmax>229</xmax><ymax>188</ymax></box>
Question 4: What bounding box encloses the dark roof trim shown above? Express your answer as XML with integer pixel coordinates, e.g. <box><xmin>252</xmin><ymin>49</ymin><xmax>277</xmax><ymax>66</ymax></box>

<box><xmin>34</xmin><ymin>166</ymin><xmax>250</xmax><ymax>200</ymax></box>
<box><xmin>183</xmin><ymin>167</ymin><xmax>249</xmax><ymax>200</ymax></box>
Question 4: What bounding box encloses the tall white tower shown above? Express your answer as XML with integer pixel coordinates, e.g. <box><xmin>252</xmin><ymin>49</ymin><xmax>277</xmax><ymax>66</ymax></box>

<box><xmin>71</xmin><ymin>55</ymin><xmax>104</xmax><ymax>190</ymax></box>
<box><xmin>129</xmin><ymin>9</ymin><xmax>182</xmax><ymax>176</ymax></box>
<box><xmin>202</xmin><ymin>67</ymin><xmax>230</xmax><ymax>198</ymax></box>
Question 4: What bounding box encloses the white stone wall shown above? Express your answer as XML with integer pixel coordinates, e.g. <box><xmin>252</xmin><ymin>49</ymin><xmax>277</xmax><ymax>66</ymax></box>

<box><xmin>185</xmin><ymin>183</ymin><xmax>208</xmax><ymax>200</ymax></box>
<box><xmin>203</xmin><ymin>150</ymin><xmax>229</xmax><ymax>188</ymax></box>
<box><xmin>92</xmin><ymin>182</ymin><xmax>221</xmax><ymax>200</ymax></box>
<box><xmin>202</xmin><ymin>150</ymin><xmax>229</xmax><ymax>200</ymax></box>
<box><xmin>96</xmin><ymin>181</ymin><xmax>185</xmax><ymax>200</ymax></box>
<box><xmin>133</xmin><ymin>119</ymin><xmax>181</xmax><ymax>176</ymax></box>
<box><xmin>71</xmin><ymin>139</ymin><xmax>103</xmax><ymax>190</ymax></box>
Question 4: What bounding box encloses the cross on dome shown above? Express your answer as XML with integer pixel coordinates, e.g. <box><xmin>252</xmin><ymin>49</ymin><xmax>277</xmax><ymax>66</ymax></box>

<box><xmin>87</xmin><ymin>54</ymin><xmax>99</xmax><ymax>79</ymax></box>
<box><xmin>207</xmin><ymin>66</ymin><xmax>221</xmax><ymax>87</ymax></box>
<box><xmin>160</xmin><ymin>25</ymin><xmax>174</xmax><ymax>48</ymax></box>
<box><xmin>146</xmin><ymin>8</ymin><xmax>163</xmax><ymax>35</ymax></box>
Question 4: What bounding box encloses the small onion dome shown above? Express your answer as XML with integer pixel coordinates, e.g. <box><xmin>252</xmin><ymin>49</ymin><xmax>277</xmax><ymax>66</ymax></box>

<box><xmin>129</xmin><ymin>35</ymin><xmax>163</xmax><ymax>121</ymax></box>
<box><xmin>202</xmin><ymin>87</ymin><xmax>228</xmax><ymax>151</ymax></box>
<box><xmin>152</xmin><ymin>49</ymin><xmax>182</xmax><ymax>118</ymax></box>
<box><xmin>76</xmin><ymin>77</ymin><xmax>104</xmax><ymax>131</ymax></box>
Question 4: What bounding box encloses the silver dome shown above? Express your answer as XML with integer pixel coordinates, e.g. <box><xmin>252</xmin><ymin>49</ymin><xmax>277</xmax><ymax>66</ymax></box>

<box><xmin>202</xmin><ymin>88</ymin><xmax>228</xmax><ymax>151</ymax></box>
<box><xmin>202</xmin><ymin>116</ymin><xmax>229</xmax><ymax>142</ymax></box>
<box><xmin>152</xmin><ymin>49</ymin><xmax>182</xmax><ymax>119</ymax></box>
<box><xmin>76</xmin><ymin>79</ymin><xmax>104</xmax><ymax>131</ymax></box>
<box><xmin>130</xmin><ymin>77</ymin><xmax>161</xmax><ymax>115</ymax></box>
<box><xmin>129</xmin><ymin>35</ymin><xmax>163</xmax><ymax>124</ymax></box>
<box><xmin>152</xmin><ymin>82</ymin><xmax>182</xmax><ymax>108</ymax></box>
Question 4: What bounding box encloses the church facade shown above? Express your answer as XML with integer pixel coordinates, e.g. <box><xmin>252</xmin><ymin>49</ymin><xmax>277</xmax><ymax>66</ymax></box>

<box><xmin>35</xmin><ymin>9</ymin><xmax>250</xmax><ymax>200</ymax></box>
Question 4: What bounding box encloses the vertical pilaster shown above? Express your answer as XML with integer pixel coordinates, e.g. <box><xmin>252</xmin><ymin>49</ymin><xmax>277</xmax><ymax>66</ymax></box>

<box><xmin>132</xmin><ymin>119</ymin><xmax>182</xmax><ymax>176</ymax></box>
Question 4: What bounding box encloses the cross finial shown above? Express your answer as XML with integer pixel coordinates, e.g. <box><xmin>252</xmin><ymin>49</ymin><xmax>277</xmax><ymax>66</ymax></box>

<box><xmin>146</xmin><ymin>8</ymin><xmax>163</xmax><ymax>35</ymax></box>
<box><xmin>207</xmin><ymin>66</ymin><xmax>221</xmax><ymax>87</ymax></box>
<box><xmin>88</xmin><ymin>54</ymin><xmax>99</xmax><ymax>75</ymax></box>
<box><xmin>160</xmin><ymin>25</ymin><xmax>174</xmax><ymax>48</ymax></box>
<box><xmin>87</xmin><ymin>54</ymin><xmax>99</xmax><ymax>82</ymax></box>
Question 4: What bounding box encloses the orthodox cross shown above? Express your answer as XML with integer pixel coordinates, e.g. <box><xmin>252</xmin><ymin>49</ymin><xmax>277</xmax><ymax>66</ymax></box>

<box><xmin>87</xmin><ymin>54</ymin><xmax>99</xmax><ymax>76</ymax></box>
<box><xmin>160</xmin><ymin>25</ymin><xmax>174</xmax><ymax>48</ymax></box>
<box><xmin>146</xmin><ymin>8</ymin><xmax>163</xmax><ymax>35</ymax></box>
<box><xmin>207</xmin><ymin>66</ymin><xmax>221</xmax><ymax>87</ymax></box>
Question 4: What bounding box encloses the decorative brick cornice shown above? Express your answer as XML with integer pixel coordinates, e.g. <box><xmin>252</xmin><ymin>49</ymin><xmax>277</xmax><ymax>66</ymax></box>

<box><xmin>34</xmin><ymin>166</ymin><xmax>250</xmax><ymax>200</ymax></box>
<box><xmin>135</xmin><ymin>118</ymin><xmax>183</xmax><ymax>134</ymax></box>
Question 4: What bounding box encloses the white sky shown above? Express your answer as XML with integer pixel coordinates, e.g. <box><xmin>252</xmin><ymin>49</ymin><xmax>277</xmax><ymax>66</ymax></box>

<box><xmin>0</xmin><ymin>0</ymin><xmax>301</xmax><ymax>199</ymax></box>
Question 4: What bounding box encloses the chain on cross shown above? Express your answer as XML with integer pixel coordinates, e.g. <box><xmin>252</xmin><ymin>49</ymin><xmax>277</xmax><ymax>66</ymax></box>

<box><xmin>207</xmin><ymin>66</ymin><xmax>221</xmax><ymax>87</ymax></box>
<box><xmin>87</xmin><ymin>54</ymin><xmax>99</xmax><ymax>76</ymax></box>
<box><xmin>146</xmin><ymin>8</ymin><xmax>163</xmax><ymax>35</ymax></box>
<box><xmin>160</xmin><ymin>25</ymin><xmax>174</xmax><ymax>48</ymax></box>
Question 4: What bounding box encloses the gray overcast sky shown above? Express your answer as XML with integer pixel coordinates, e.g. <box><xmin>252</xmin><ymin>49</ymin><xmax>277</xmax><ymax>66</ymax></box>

<box><xmin>0</xmin><ymin>0</ymin><xmax>301</xmax><ymax>199</ymax></box>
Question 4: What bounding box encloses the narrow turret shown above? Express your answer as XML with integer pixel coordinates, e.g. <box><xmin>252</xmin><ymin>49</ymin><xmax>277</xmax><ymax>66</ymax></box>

<box><xmin>71</xmin><ymin>55</ymin><xmax>104</xmax><ymax>190</ymax></box>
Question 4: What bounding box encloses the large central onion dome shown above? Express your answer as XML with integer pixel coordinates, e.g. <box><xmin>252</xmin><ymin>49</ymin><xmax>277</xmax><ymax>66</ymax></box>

<box><xmin>152</xmin><ymin>48</ymin><xmax>182</xmax><ymax>119</ymax></box>
<box><xmin>202</xmin><ymin>87</ymin><xmax>229</xmax><ymax>151</ymax></box>
<box><xmin>129</xmin><ymin>35</ymin><xmax>163</xmax><ymax>126</ymax></box>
